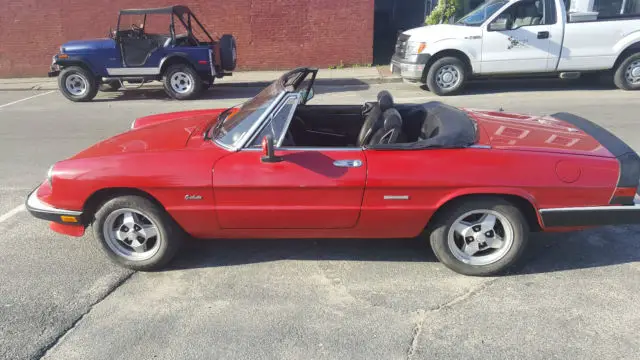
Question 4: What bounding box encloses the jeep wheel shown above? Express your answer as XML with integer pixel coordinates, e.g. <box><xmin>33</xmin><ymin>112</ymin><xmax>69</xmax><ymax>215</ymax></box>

<box><xmin>614</xmin><ymin>52</ymin><xmax>640</xmax><ymax>90</ymax></box>
<box><xmin>162</xmin><ymin>64</ymin><xmax>202</xmax><ymax>100</ymax></box>
<box><xmin>58</xmin><ymin>66</ymin><xmax>99</xmax><ymax>102</ymax></box>
<box><xmin>219</xmin><ymin>34</ymin><xmax>237</xmax><ymax>72</ymax></box>
<box><xmin>99</xmin><ymin>80</ymin><xmax>121</xmax><ymax>92</ymax></box>
<box><xmin>425</xmin><ymin>56</ymin><xmax>467</xmax><ymax>96</ymax></box>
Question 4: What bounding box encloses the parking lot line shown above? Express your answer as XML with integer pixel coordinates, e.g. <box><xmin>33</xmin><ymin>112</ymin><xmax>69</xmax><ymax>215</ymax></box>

<box><xmin>0</xmin><ymin>205</ymin><xmax>25</xmax><ymax>223</ymax></box>
<box><xmin>0</xmin><ymin>91</ymin><xmax>55</xmax><ymax>109</ymax></box>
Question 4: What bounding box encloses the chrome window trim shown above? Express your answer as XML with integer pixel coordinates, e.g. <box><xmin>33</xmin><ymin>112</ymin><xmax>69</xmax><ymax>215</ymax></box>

<box><xmin>213</xmin><ymin>91</ymin><xmax>287</xmax><ymax>152</ymax></box>
<box><xmin>243</xmin><ymin>92</ymin><xmax>301</xmax><ymax>148</ymax></box>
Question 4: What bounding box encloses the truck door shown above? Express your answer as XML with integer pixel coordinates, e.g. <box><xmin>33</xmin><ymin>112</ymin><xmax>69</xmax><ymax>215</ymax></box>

<box><xmin>481</xmin><ymin>0</ymin><xmax>562</xmax><ymax>74</ymax></box>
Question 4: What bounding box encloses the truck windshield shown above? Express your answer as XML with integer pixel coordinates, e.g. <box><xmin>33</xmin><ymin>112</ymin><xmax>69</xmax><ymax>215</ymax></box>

<box><xmin>456</xmin><ymin>0</ymin><xmax>509</xmax><ymax>26</ymax></box>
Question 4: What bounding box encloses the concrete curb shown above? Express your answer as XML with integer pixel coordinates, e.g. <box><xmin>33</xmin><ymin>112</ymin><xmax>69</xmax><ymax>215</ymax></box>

<box><xmin>0</xmin><ymin>74</ymin><xmax>403</xmax><ymax>91</ymax></box>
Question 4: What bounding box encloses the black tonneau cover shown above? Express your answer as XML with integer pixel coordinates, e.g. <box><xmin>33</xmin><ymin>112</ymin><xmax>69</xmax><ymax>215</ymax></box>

<box><xmin>368</xmin><ymin>102</ymin><xmax>478</xmax><ymax>150</ymax></box>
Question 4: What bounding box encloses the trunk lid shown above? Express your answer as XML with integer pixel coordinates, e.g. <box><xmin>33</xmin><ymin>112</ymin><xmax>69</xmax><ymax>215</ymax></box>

<box><xmin>465</xmin><ymin>108</ymin><xmax>614</xmax><ymax>158</ymax></box>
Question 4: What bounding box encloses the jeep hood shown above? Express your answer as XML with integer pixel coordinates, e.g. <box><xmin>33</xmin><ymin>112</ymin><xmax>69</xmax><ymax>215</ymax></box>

<box><xmin>402</xmin><ymin>24</ymin><xmax>481</xmax><ymax>43</ymax></box>
<box><xmin>70</xmin><ymin>110</ymin><xmax>223</xmax><ymax>160</ymax></box>
<box><xmin>61</xmin><ymin>39</ymin><xmax>115</xmax><ymax>52</ymax></box>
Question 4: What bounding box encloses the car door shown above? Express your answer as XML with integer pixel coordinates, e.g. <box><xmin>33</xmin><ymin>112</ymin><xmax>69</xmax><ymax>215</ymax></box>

<box><xmin>481</xmin><ymin>0</ymin><xmax>562</xmax><ymax>74</ymax></box>
<box><xmin>211</xmin><ymin>93</ymin><xmax>367</xmax><ymax>229</ymax></box>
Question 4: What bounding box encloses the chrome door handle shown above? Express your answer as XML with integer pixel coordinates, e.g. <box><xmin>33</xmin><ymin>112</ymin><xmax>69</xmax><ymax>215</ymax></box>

<box><xmin>333</xmin><ymin>159</ymin><xmax>363</xmax><ymax>168</ymax></box>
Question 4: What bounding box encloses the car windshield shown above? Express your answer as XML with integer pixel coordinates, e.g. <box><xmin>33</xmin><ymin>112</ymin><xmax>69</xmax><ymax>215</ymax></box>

<box><xmin>456</xmin><ymin>0</ymin><xmax>510</xmax><ymax>26</ymax></box>
<box><xmin>211</xmin><ymin>69</ymin><xmax>315</xmax><ymax>148</ymax></box>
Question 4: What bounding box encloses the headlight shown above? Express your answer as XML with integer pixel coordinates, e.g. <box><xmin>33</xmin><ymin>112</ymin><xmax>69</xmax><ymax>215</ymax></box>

<box><xmin>406</xmin><ymin>41</ymin><xmax>427</xmax><ymax>55</ymax></box>
<box><xmin>47</xmin><ymin>164</ymin><xmax>55</xmax><ymax>186</ymax></box>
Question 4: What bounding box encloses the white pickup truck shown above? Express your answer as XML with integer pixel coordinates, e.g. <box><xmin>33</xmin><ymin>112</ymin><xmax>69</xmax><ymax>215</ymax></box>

<box><xmin>391</xmin><ymin>0</ymin><xmax>640</xmax><ymax>95</ymax></box>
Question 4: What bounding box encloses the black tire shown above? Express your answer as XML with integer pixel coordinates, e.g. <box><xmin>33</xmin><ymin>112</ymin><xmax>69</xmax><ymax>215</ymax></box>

<box><xmin>219</xmin><ymin>34</ymin><xmax>237</xmax><ymax>72</ymax></box>
<box><xmin>92</xmin><ymin>195</ymin><xmax>183</xmax><ymax>271</ymax></box>
<box><xmin>162</xmin><ymin>63</ymin><xmax>202</xmax><ymax>100</ymax></box>
<box><xmin>425</xmin><ymin>56</ymin><xmax>467</xmax><ymax>96</ymax></box>
<box><xmin>58</xmin><ymin>66</ymin><xmax>99</xmax><ymax>102</ymax></box>
<box><xmin>613</xmin><ymin>52</ymin><xmax>640</xmax><ymax>90</ymax></box>
<box><xmin>428</xmin><ymin>197</ymin><xmax>530</xmax><ymax>276</ymax></box>
<box><xmin>99</xmin><ymin>80</ymin><xmax>121</xmax><ymax>92</ymax></box>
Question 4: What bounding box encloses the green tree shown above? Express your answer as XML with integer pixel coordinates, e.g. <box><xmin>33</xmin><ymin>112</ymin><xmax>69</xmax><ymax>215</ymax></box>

<box><xmin>425</xmin><ymin>0</ymin><xmax>463</xmax><ymax>25</ymax></box>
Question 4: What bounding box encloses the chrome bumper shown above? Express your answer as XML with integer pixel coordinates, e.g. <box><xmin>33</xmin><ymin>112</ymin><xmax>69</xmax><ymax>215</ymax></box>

<box><xmin>25</xmin><ymin>187</ymin><xmax>83</xmax><ymax>224</ymax></box>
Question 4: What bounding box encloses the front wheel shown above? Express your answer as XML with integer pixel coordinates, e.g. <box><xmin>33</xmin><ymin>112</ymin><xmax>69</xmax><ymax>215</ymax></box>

<box><xmin>58</xmin><ymin>66</ymin><xmax>98</xmax><ymax>102</ymax></box>
<box><xmin>425</xmin><ymin>56</ymin><xmax>467</xmax><ymax>96</ymax></box>
<box><xmin>92</xmin><ymin>195</ymin><xmax>184</xmax><ymax>271</ymax></box>
<box><xmin>428</xmin><ymin>197</ymin><xmax>529</xmax><ymax>276</ymax></box>
<box><xmin>162</xmin><ymin>64</ymin><xmax>202</xmax><ymax>100</ymax></box>
<box><xmin>614</xmin><ymin>52</ymin><xmax>640</xmax><ymax>90</ymax></box>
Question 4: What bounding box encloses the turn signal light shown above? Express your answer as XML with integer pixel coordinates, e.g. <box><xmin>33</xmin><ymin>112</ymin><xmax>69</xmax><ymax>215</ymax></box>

<box><xmin>60</xmin><ymin>215</ymin><xmax>78</xmax><ymax>223</ymax></box>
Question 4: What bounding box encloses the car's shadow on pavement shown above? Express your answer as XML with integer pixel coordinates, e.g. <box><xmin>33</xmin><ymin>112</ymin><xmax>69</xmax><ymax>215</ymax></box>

<box><xmin>167</xmin><ymin>225</ymin><xmax>640</xmax><ymax>275</ymax></box>
<box><xmin>91</xmin><ymin>79</ymin><xmax>371</xmax><ymax>102</ymax></box>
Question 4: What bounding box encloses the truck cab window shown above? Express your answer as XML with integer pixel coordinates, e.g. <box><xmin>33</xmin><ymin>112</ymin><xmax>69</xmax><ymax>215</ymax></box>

<box><xmin>496</xmin><ymin>0</ymin><xmax>545</xmax><ymax>29</ymax></box>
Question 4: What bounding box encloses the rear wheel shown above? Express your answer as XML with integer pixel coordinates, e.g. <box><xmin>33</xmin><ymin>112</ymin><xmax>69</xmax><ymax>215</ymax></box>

<box><xmin>428</xmin><ymin>197</ymin><xmax>529</xmax><ymax>276</ymax></box>
<box><xmin>92</xmin><ymin>195</ymin><xmax>183</xmax><ymax>271</ymax></box>
<box><xmin>614</xmin><ymin>52</ymin><xmax>640</xmax><ymax>90</ymax></box>
<box><xmin>58</xmin><ymin>66</ymin><xmax>98</xmax><ymax>102</ymax></box>
<box><xmin>162</xmin><ymin>64</ymin><xmax>202</xmax><ymax>100</ymax></box>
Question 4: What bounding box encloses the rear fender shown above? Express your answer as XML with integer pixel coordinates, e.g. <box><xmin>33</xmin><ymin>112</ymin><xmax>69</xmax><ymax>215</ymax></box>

<box><xmin>432</xmin><ymin>188</ymin><xmax>544</xmax><ymax>230</ymax></box>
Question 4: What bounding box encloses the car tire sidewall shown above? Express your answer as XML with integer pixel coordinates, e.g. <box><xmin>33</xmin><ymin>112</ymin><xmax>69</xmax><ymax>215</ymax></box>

<box><xmin>92</xmin><ymin>196</ymin><xmax>182</xmax><ymax>271</ymax></box>
<box><xmin>58</xmin><ymin>66</ymin><xmax>98</xmax><ymax>102</ymax></box>
<box><xmin>426</xmin><ymin>57</ymin><xmax>467</xmax><ymax>96</ymax></box>
<box><xmin>163</xmin><ymin>64</ymin><xmax>202</xmax><ymax>100</ymax></box>
<box><xmin>429</xmin><ymin>197</ymin><xmax>529</xmax><ymax>276</ymax></box>
<box><xmin>614</xmin><ymin>53</ymin><xmax>640</xmax><ymax>91</ymax></box>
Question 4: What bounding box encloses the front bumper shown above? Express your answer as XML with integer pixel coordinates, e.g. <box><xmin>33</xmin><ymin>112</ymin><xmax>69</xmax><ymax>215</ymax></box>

<box><xmin>390</xmin><ymin>54</ymin><xmax>431</xmax><ymax>82</ymax></box>
<box><xmin>48</xmin><ymin>55</ymin><xmax>61</xmax><ymax>77</ymax></box>
<box><xmin>25</xmin><ymin>187</ymin><xmax>84</xmax><ymax>224</ymax></box>
<box><xmin>539</xmin><ymin>194</ymin><xmax>640</xmax><ymax>227</ymax></box>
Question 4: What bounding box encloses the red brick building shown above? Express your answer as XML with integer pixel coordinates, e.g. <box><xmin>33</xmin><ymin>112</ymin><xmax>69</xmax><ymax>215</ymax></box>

<box><xmin>0</xmin><ymin>0</ymin><xmax>377</xmax><ymax>77</ymax></box>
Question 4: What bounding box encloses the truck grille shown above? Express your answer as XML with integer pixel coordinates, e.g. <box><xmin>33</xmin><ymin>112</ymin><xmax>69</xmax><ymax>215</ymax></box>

<box><xmin>394</xmin><ymin>33</ymin><xmax>410</xmax><ymax>59</ymax></box>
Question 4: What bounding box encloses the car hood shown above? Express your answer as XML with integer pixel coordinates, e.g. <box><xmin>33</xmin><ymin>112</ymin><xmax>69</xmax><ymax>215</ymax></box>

<box><xmin>402</xmin><ymin>24</ymin><xmax>481</xmax><ymax>43</ymax></box>
<box><xmin>61</xmin><ymin>38</ymin><xmax>115</xmax><ymax>52</ymax></box>
<box><xmin>465</xmin><ymin>108</ymin><xmax>614</xmax><ymax>157</ymax></box>
<box><xmin>70</xmin><ymin>110</ymin><xmax>224</xmax><ymax>160</ymax></box>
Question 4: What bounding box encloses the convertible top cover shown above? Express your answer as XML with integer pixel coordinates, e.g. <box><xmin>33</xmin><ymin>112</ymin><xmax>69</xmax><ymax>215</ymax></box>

<box><xmin>370</xmin><ymin>101</ymin><xmax>479</xmax><ymax>150</ymax></box>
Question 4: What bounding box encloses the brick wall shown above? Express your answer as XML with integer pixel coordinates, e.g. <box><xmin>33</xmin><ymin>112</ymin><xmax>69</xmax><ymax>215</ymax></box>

<box><xmin>0</xmin><ymin>0</ymin><xmax>374</xmax><ymax>77</ymax></box>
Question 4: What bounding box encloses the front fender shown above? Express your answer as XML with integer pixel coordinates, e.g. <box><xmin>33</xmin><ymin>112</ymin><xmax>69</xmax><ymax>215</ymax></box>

<box><xmin>429</xmin><ymin>38</ymin><xmax>481</xmax><ymax>73</ymax></box>
<box><xmin>54</xmin><ymin>55</ymin><xmax>100</xmax><ymax>76</ymax></box>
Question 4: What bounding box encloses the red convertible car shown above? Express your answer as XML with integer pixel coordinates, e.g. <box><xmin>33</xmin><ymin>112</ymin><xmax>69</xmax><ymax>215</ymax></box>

<box><xmin>26</xmin><ymin>68</ymin><xmax>640</xmax><ymax>276</ymax></box>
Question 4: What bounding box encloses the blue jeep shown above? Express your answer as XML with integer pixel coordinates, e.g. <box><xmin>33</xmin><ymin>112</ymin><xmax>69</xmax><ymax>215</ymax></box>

<box><xmin>48</xmin><ymin>5</ymin><xmax>237</xmax><ymax>101</ymax></box>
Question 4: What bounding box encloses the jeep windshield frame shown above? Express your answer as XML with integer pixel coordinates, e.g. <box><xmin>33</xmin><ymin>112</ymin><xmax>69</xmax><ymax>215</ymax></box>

<box><xmin>210</xmin><ymin>67</ymin><xmax>318</xmax><ymax>151</ymax></box>
<box><xmin>116</xmin><ymin>5</ymin><xmax>214</xmax><ymax>44</ymax></box>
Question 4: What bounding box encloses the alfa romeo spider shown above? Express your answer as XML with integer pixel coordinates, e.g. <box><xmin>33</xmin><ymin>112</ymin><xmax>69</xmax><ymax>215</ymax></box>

<box><xmin>26</xmin><ymin>68</ymin><xmax>640</xmax><ymax>276</ymax></box>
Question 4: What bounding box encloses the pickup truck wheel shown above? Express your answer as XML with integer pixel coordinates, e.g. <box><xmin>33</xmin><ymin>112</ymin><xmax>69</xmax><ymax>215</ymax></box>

<box><xmin>614</xmin><ymin>53</ymin><xmax>640</xmax><ymax>90</ymax></box>
<box><xmin>58</xmin><ymin>66</ymin><xmax>98</xmax><ymax>102</ymax></box>
<box><xmin>428</xmin><ymin>197</ymin><xmax>529</xmax><ymax>276</ymax></box>
<box><xmin>163</xmin><ymin>64</ymin><xmax>202</xmax><ymax>100</ymax></box>
<box><xmin>426</xmin><ymin>57</ymin><xmax>467</xmax><ymax>96</ymax></box>
<box><xmin>92</xmin><ymin>195</ymin><xmax>183</xmax><ymax>271</ymax></box>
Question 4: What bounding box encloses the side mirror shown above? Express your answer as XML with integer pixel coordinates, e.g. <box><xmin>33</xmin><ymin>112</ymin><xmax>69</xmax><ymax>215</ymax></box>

<box><xmin>260</xmin><ymin>135</ymin><xmax>282</xmax><ymax>163</ymax></box>
<box><xmin>488</xmin><ymin>18</ymin><xmax>509</xmax><ymax>31</ymax></box>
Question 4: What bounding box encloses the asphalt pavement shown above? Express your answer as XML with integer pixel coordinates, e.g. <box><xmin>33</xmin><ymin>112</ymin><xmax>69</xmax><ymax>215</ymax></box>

<box><xmin>1</xmin><ymin>78</ymin><xmax>639</xmax><ymax>360</ymax></box>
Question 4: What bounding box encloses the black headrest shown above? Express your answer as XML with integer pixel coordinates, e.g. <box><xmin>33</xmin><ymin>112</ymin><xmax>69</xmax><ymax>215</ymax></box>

<box><xmin>377</xmin><ymin>90</ymin><xmax>394</xmax><ymax>111</ymax></box>
<box><xmin>382</xmin><ymin>108</ymin><xmax>402</xmax><ymax>130</ymax></box>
